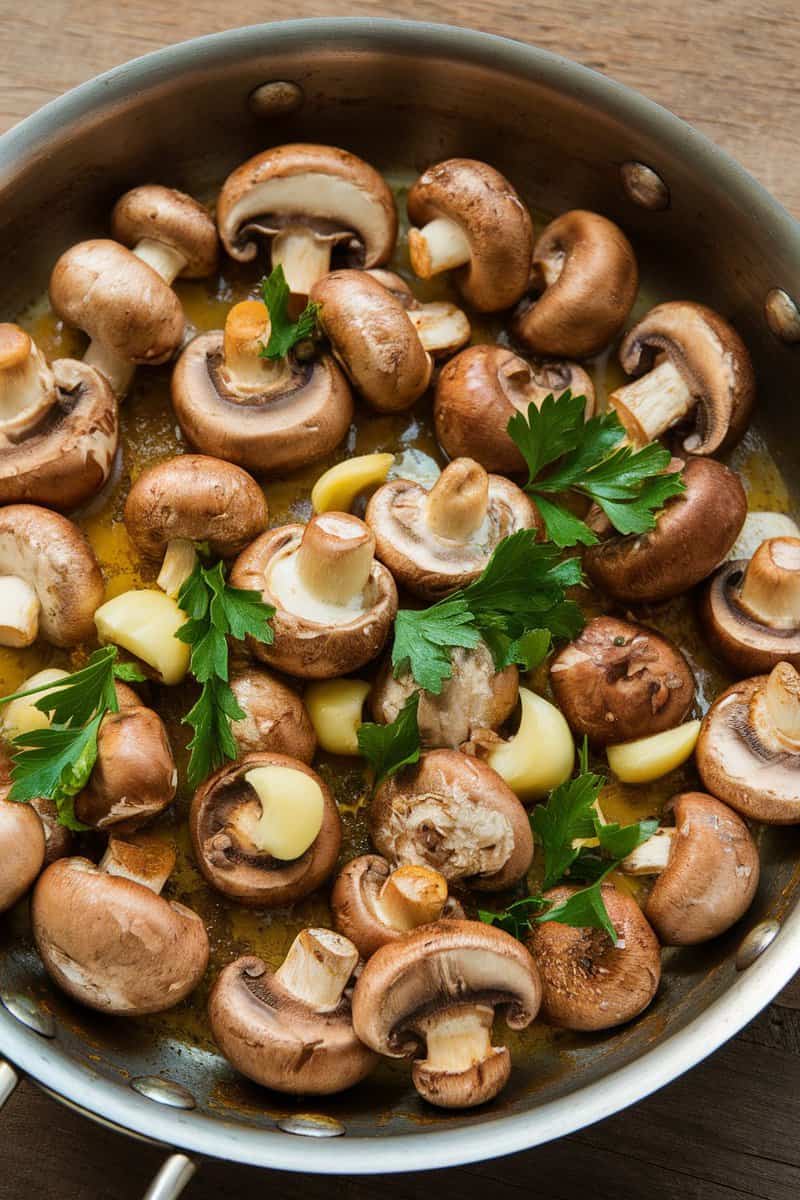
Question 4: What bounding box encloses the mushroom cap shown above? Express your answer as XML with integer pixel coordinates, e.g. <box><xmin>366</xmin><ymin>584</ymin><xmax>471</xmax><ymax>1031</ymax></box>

<box><xmin>29</xmin><ymin>797</ymin><xmax>74</xmax><ymax>865</ymax></box>
<box><xmin>701</xmin><ymin>543</ymin><xmax>800</xmax><ymax>675</ymax></box>
<box><xmin>645</xmin><ymin>792</ymin><xmax>759</xmax><ymax>945</ymax></box>
<box><xmin>616</xmin><ymin>301</ymin><xmax>755</xmax><ymax>456</ymax></box>
<box><xmin>584</xmin><ymin>457</ymin><xmax>747</xmax><ymax>603</ymax></box>
<box><xmin>310</xmin><ymin>270</ymin><xmax>432</xmax><ymax>412</ymax></box>
<box><xmin>549</xmin><ymin>616</ymin><xmax>695</xmax><ymax>746</ymax></box>
<box><xmin>512</xmin><ymin>210</ymin><xmax>638</xmax><ymax>358</ymax></box>
<box><xmin>0</xmin><ymin>358</ymin><xmax>119</xmax><ymax>511</ymax></box>
<box><xmin>229</xmin><ymin>667</ymin><xmax>316</xmax><ymax>761</ymax></box>
<box><xmin>434</xmin><ymin>344</ymin><xmax>595</xmax><ymax>474</ymax></box>
<box><xmin>171</xmin><ymin>331</ymin><xmax>353</xmax><ymax>474</ymax></box>
<box><xmin>110</xmin><ymin>185</ymin><xmax>219</xmax><ymax>278</ymax></box>
<box><xmin>49</xmin><ymin>240</ymin><xmax>185</xmax><ymax>365</ymax></box>
<box><xmin>369</xmin><ymin>750</ymin><xmax>533</xmax><ymax>891</ymax></box>
<box><xmin>31</xmin><ymin>856</ymin><xmax>209</xmax><ymax>1014</ymax></box>
<box><xmin>124</xmin><ymin>454</ymin><xmax>268</xmax><ymax>561</ymax></box>
<box><xmin>209</xmin><ymin>951</ymin><xmax>376</xmax><ymax>1095</ymax></box>
<box><xmin>0</xmin><ymin>505</ymin><xmax>104</xmax><ymax>646</ymax></box>
<box><xmin>230</xmin><ymin>523</ymin><xmax>398</xmax><ymax>679</ymax></box>
<box><xmin>0</xmin><ymin>798</ymin><xmax>46</xmax><ymax>912</ymax></box>
<box><xmin>527</xmin><ymin>885</ymin><xmax>661</xmax><ymax>1031</ymax></box>
<box><xmin>216</xmin><ymin>143</ymin><xmax>397</xmax><ymax>267</ymax></box>
<box><xmin>190</xmin><ymin>752</ymin><xmax>341</xmax><ymax>906</ymax></box>
<box><xmin>406</xmin><ymin>160</ymin><xmax>534</xmax><ymax>311</ymax></box>
<box><xmin>365</xmin><ymin>467</ymin><xmax>540</xmax><ymax>602</ymax></box>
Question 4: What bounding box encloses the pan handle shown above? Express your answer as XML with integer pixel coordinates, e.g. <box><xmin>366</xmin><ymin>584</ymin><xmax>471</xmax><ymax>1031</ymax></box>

<box><xmin>0</xmin><ymin>1060</ymin><xmax>19</xmax><ymax>1110</ymax></box>
<box><xmin>142</xmin><ymin>1153</ymin><xmax>196</xmax><ymax>1200</ymax></box>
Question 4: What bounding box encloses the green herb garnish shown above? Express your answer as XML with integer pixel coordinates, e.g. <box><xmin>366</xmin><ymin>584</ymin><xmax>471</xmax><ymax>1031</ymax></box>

<box><xmin>260</xmin><ymin>264</ymin><xmax>321</xmax><ymax>359</ymax></box>
<box><xmin>357</xmin><ymin>692</ymin><xmax>421</xmax><ymax>789</ymax></box>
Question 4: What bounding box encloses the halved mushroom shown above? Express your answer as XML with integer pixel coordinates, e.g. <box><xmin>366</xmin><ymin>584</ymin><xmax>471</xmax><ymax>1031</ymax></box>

<box><xmin>406</xmin><ymin>159</ymin><xmax>534</xmax><ymax>312</ymax></box>
<box><xmin>32</xmin><ymin>836</ymin><xmax>209</xmax><ymax>1014</ymax></box>
<box><xmin>230</xmin><ymin>513</ymin><xmax>397</xmax><ymax>678</ymax></box>
<box><xmin>365</xmin><ymin>458</ymin><xmax>540</xmax><ymax>601</ymax></box>
<box><xmin>209</xmin><ymin>928</ymin><xmax>376</xmax><ymax>1095</ymax></box>
<box><xmin>124</xmin><ymin>454</ymin><xmax>268</xmax><ymax>596</ymax></box>
<box><xmin>512</xmin><ymin>211</ymin><xmax>638</xmax><ymax>358</ymax></box>
<box><xmin>111</xmin><ymin>184</ymin><xmax>218</xmax><ymax>284</ymax></box>
<box><xmin>584</xmin><ymin>457</ymin><xmax>747</xmax><ymax>603</ymax></box>
<box><xmin>229</xmin><ymin>667</ymin><xmax>316</xmax><ymax>761</ymax></box>
<box><xmin>369</xmin><ymin>750</ymin><xmax>533</xmax><ymax>891</ymax></box>
<box><xmin>608</xmin><ymin>302</ymin><xmax>755</xmax><ymax>455</ymax></box>
<box><xmin>351</xmin><ymin>919</ymin><xmax>542</xmax><ymax>1108</ymax></box>
<box><xmin>526</xmin><ymin>885</ymin><xmax>661</xmax><ymax>1030</ymax></box>
<box><xmin>0</xmin><ymin>797</ymin><xmax>45</xmax><ymax>913</ymax></box>
<box><xmin>550</xmin><ymin>617</ymin><xmax>695</xmax><ymax>746</ymax></box>
<box><xmin>190</xmin><ymin>752</ymin><xmax>341</xmax><ymax>906</ymax></box>
<box><xmin>331</xmin><ymin>856</ymin><xmax>465</xmax><ymax>959</ymax></box>
<box><xmin>365</xmin><ymin>268</ymin><xmax>471</xmax><ymax>358</ymax></box>
<box><xmin>620</xmin><ymin>792</ymin><xmax>759</xmax><ymax>944</ymax></box>
<box><xmin>434</xmin><ymin>344</ymin><xmax>595</xmax><ymax>474</ymax></box>
<box><xmin>216</xmin><ymin>143</ymin><xmax>397</xmax><ymax>296</ymax></box>
<box><xmin>0</xmin><ymin>504</ymin><xmax>104</xmax><ymax>647</ymax></box>
<box><xmin>171</xmin><ymin>299</ymin><xmax>352</xmax><ymax>474</ymax></box>
<box><xmin>696</xmin><ymin>662</ymin><xmax>800</xmax><ymax>823</ymax></box>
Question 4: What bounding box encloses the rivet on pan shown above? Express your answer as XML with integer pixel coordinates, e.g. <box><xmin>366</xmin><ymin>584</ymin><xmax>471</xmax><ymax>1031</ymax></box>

<box><xmin>248</xmin><ymin>81</ymin><xmax>304</xmax><ymax>119</ymax></box>
<box><xmin>736</xmin><ymin>919</ymin><xmax>780</xmax><ymax>970</ymax></box>
<box><xmin>0</xmin><ymin>993</ymin><xmax>56</xmax><ymax>1038</ymax></box>
<box><xmin>130</xmin><ymin>1075</ymin><xmax>197</xmax><ymax>1110</ymax></box>
<box><xmin>277</xmin><ymin>1113</ymin><xmax>345</xmax><ymax>1138</ymax></box>
<box><xmin>620</xmin><ymin>162</ymin><xmax>670</xmax><ymax>211</ymax></box>
<box><xmin>764</xmin><ymin>289</ymin><xmax>800</xmax><ymax>345</ymax></box>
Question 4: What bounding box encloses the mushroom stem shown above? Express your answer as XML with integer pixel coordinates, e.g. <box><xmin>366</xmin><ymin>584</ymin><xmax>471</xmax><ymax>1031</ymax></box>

<box><xmin>609</xmin><ymin>357</ymin><xmax>695</xmax><ymax>447</ymax></box>
<box><xmin>737</xmin><ymin>538</ymin><xmax>800</xmax><ymax>630</ymax></box>
<box><xmin>375</xmin><ymin>865</ymin><xmax>449</xmax><ymax>932</ymax></box>
<box><xmin>426</xmin><ymin>459</ymin><xmax>489</xmax><ymax>541</ymax></box>
<box><xmin>620</xmin><ymin>826</ymin><xmax>676</xmax><ymax>875</ymax></box>
<box><xmin>764</xmin><ymin>662</ymin><xmax>800</xmax><ymax>746</ymax></box>
<box><xmin>131</xmin><ymin>238</ymin><xmax>187</xmax><ymax>286</ymax></box>
<box><xmin>83</xmin><ymin>338</ymin><xmax>135</xmax><ymax>399</ymax></box>
<box><xmin>406</xmin><ymin>303</ymin><xmax>471</xmax><ymax>356</ymax></box>
<box><xmin>415</xmin><ymin>1004</ymin><xmax>495</xmax><ymax>1073</ymax></box>
<box><xmin>409</xmin><ymin>217</ymin><xmax>471</xmax><ymax>279</ymax></box>
<box><xmin>221</xmin><ymin>300</ymin><xmax>294</xmax><ymax>394</ymax></box>
<box><xmin>157</xmin><ymin>538</ymin><xmax>199</xmax><ymax>598</ymax></box>
<box><xmin>271</xmin><ymin>226</ymin><xmax>334</xmax><ymax>297</ymax></box>
<box><xmin>0</xmin><ymin>324</ymin><xmax>56</xmax><ymax>437</ymax></box>
<box><xmin>274</xmin><ymin>927</ymin><xmax>358</xmax><ymax>1012</ymax></box>
<box><xmin>0</xmin><ymin>575</ymin><xmax>40</xmax><ymax>647</ymax></box>
<box><xmin>99</xmin><ymin>836</ymin><xmax>177</xmax><ymax>895</ymax></box>
<box><xmin>296</xmin><ymin>513</ymin><xmax>375</xmax><ymax>605</ymax></box>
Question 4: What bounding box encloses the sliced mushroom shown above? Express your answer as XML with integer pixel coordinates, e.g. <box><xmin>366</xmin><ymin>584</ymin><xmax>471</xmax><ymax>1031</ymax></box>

<box><xmin>171</xmin><ymin>299</ymin><xmax>352</xmax><ymax>473</ymax></box>
<box><xmin>513</xmin><ymin>211</ymin><xmax>638</xmax><ymax>357</ymax></box>
<box><xmin>111</xmin><ymin>184</ymin><xmax>218</xmax><ymax>283</ymax></box>
<box><xmin>32</xmin><ymin>836</ymin><xmax>209</xmax><ymax>1014</ymax></box>
<box><xmin>229</xmin><ymin>667</ymin><xmax>316</xmax><ymax>761</ymax></box>
<box><xmin>527</xmin><ymin>885</ymin><xmax>661</xmax><ymax>1030</ymax></box>
<box><xmin>190</xmin><ymin>752</ymin><xmax>341</xmax><ymax>906</ymax></box>
<box><xmin>209</xmin><ymin>928</ymin><xmax>376</xmax><ymax>1095</ymax></box>
<box><xmin>366</xmin><ymin>268</ymin><xmax>471</xmax><ymax>357</ymax></box>
<box><xmin>608</xmin><ymin>302</ymin><xmax>755</xmax><ymax>455</ymax></box>
<box><xmin>351</xmin><ymin>919</ymin><xmax>541</xmax><ymax>1108</ymax></box>
<box><xmin>406</xmin><ymin>159</ymin><xmax>534</xmax><ymax>312</ymax></box>
<box><xmin>584</xmin><ymin>457</ymin><xmax>747</xmax><ymax>603</ymax></box>
<box><xmin>0</xmin><ymin>797</ymin><xmax>45</xmax><ymax>912</ymax></box>
<box><xmin>550</xmin><ymin>617</ymin><xmax>695</xmax><ymax>746</ymax></box>
<box><xmin>434</xmin><ymin>344</ymin><xmax>595</xmax><ymax>473</ymax></box>
<box><xmin>369</xmin><ymin>750</ymin><xmax>533</xmax><ymax>891</ymax></box>
<box><xmin>230</xmin><ymin>513</ymin><xmax>397</xmax><ymax>678</ymax></box>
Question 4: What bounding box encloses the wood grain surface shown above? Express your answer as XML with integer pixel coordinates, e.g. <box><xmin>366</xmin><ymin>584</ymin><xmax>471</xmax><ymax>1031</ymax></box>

<box><xmin>1</xmin><ymin>4</ymin><xmax>799</xmax><ymax>1198</ymax></box>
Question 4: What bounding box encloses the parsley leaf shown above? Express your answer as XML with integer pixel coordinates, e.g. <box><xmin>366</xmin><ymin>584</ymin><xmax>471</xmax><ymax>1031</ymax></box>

<box><xmin>531</xmin><ymin>753</ymin><xmax>606</xmax><ymax>889</ymax></box>
<box><xmin>479</xmin><ymin>896</ymin><xmax>548</xmax><ymax>939</ymax></box>
<box><xmin>357</xmin><ymin>693</ymin><xmax>421</xmax><ymax>789</ymax></box>
<box><xmin>0</xmin><ymin>646</ymin><xmax>120</xmax><ymax>727</ymax></box>
<box><xmin>113</xmin><ymin>661</ymin><xmax>147</xmax><ymax>683</ymax></box>
<box><xmin>260</xmin><ymin>264</ymin><xmax>321</xmax><ymax>359</ymax></box>
<box><xmin>6</xmin><ymin>713</ymin><xmax>104</xmax><ymax>830</ymax></box>
<box><xmin>533</xmin><ymin>870</ymin><xmax>619</xmax><ymax>942</ymax></box>
<box><xmin>392</xmin><ymin>599</ymin><xmax>481</xmax><ymax>694</ymax></box>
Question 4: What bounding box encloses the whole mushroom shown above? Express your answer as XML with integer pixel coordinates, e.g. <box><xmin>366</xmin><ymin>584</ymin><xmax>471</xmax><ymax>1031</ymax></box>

<box><xmin>229</xmin><ymin>667</ymin><xmax>316</xmax><ymax>761</ymax></box>
<box><xmin>0</xmin><ymin>795</ymin><xmax>45</xmax><ymax>913</ymax></box>
<box><xmin>110</xmin><ymin>184</ymin><xmax>218</xmax><ymax>286</ymax></box>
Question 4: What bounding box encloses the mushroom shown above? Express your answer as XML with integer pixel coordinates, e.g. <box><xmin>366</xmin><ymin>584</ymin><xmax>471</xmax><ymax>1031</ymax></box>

<box><xmin>190</xmin><ymin>752</ymin><xmax>341</xmax><ymax>906</ymax></box>
<box><xmin>29</xmin><ymin>798</ymin><xmax>74</xmax><ymax>866</ymax></box>
<box><xmin>209</xmin><ymin>928</ymin><xmax>376</xmax><ymax>1095</ymax></box>
<box><xmin>512</xmin><ymin>210</ymin><xmax>638</xmax><ymax>358</ymax></box>
<box><xmin>124</xmin><ymin>453</ymin><xmax>268</xmax><ymax>596</ymax></box>
<box><xmin>406</xmin><ymin>159</ymin><xmax>534</xmax><ymax>312</ymax></box>
<box><xmin>229</xmin><ymin>666</ymin><xmax>316</xmax><ymax>761</ymax></box>
<box><xmin>171</xmin><ymin>299</ymin><xmax>353</xmax><ymax>474</ymax></box>
<box><xmin>216</xmin><ymin>143</ymin><xmax>397</xmax><ymax>297</ymax></box>
<box><xmin>702</xmin><ymin>537</ymin><xmax>800</xmax><ymax>674</ymax></box>
<box><xmin>0</xmin><ymin>323</ymin><xmax>118</xmax><ymax>510</ymax></box>
<box><xmin>365</xmin><ymin>268</ymin><xmax>471</xmax><ymax>357</ymax></box>
<box><xmin>331</xmin><ymin>856</ymin><xmax>465</xmax><ymax>959</ymax></box>
<box><xmin>370</xmin><ymin>643</ymin><xmax>519</xmax><ymax>749</ymax></box>
<box><xmin>369</xmin><ymin>750</ymin><xmax>533</xmax><ymax>891</ymax></box>
<box><xmin>434</xmin><ymin>344</ymin><xmax>595</xmax><ymax>474</ymax></box>
<box><xmin>32</xmin><ymin>836</ymin><xmax>209</xmax><ymax>1014</ymax></box>
<box><xmin>620</xmin><ymin>792</ymin><xmax>759</xmax><ymax>944</ymax></box>
<box><xmin>526</xmin><ymin>885</ymin><xmax>661</xmax><ymax>1030</ymax></box>
<box><xmin>728</xmin><ymin>511</ymin><xmax>800</xmax><ymax>562</ymax></box>
<box><xmin>230</xmin><ymin>513</ymin><xmax>398</xmax><ymax>678</ymax></box>
<box><xmin>351</xmin><ymin>919</ymin><xmax>542</xmax><ymax>1108</ymax></box>
<box><xmin>365</xmin><ymin>457</ymin><xmax>540</xmax><ymax>601</ymax></box>
<box><xmin>696</xmin><ymin>661</ymin><xmax>800</xmax><ymax>823</ymax></box>
<box><xmin>0</xmin><ymin>504</ymin><xmax>104</xmax><ymax>648</ymax></box>
<box><xmin>584</xmin><ymin>457</ymin><xmax>747</xmax><ymax>603</ymax></box>
<box><xmin>550</xmin><ymin>617</ymin><xmax>695</xmax><ymax>746</ymax></box>
<box><xmin>110</xmin><ymin>184</ymin><xmax>218</xmax><ymax>286</ymax></box>
<box><xmin>0</xmin><ymin>798</ymin><xmax>45</xmax><ymax>913</ymax></box>
<box><xmin>608</xmin><ymin>302</ymin><xmax>755</xmax><ymax>455</ymax></box>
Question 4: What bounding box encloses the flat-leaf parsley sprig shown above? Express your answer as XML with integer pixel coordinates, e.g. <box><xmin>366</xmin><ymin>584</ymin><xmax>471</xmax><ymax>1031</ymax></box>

<box><xmin>260</xmin><ymin>265</ymin><xmax>321</xmax><ymax>359</ymax></box>
<box><xmin>357</xmin><ymin>692</ymin><xmax>422</xmax><ymax>789</ymax></box>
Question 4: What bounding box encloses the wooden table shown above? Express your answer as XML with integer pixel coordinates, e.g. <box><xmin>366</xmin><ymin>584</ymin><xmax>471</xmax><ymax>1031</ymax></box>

<box><xmin>1</xmin><ymin>4</ymin><xmax>799</xmax><ymax>1198</ymax></box>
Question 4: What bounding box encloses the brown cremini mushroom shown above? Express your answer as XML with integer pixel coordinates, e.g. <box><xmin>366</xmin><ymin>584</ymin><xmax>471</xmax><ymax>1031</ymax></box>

<box><xmin>29</xmin><ymin>798</ymin><xmax>74</xmax><ymax>866</ymax></box>
<box><xmin>513</xmin><ymin>210</ymin><xmax>638</xmax><ymax>358</ymax></box>
<box><xmin>209</xmin><ymin>928</ymin><xmax>376</xmax><ymax>1095</ymax></box>
<box><xmin>110</xmin><ymin>184</ymin><xmax>218</xmax><ymax>283</ymax></box>
<box><xmin>549</xmin><ymin>617</ymin><xmax>695</xmax><ymax>746</ymax></box>
<box><xmin>351</xmin><ymin>919</ymin><xmax>542</xmax><ymax>1108</ymax></box>
<box><xmin>230</xmin><ymin>513</ymin><xmax>397</xmax><ymax>678</ymax></box>
<box><xmin>406</xmin><ymin>159</ymin><xmax>534</xmax><ymax>312</ymax></box>
<box><xmin>366</xmin><ymin>268</ymin><xmax>471</xmax><ymax>358</ymax></box>
<box><xmin>229</xmin><ymin>667</ymin><xmax>316</xmax><ymax>761</ymax></box>
<box><xmin>190</xmin><ymin>752</ymin><xmax>341</xmax><ymax>906</ymax></box>
<box><xmin>0</xmin><ymin>797</ymin><xmax>45</xmax><ymax>913</ymax></box>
